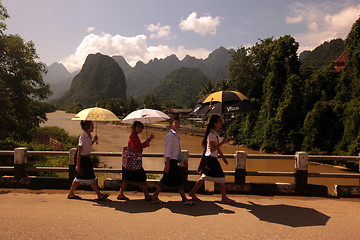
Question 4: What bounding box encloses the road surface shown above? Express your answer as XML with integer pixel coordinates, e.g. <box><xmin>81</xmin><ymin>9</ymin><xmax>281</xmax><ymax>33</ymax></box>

<box><xmin>1</xmin><ymin>189</ymin><xmax>359</xmax><ymax>239</ymax></box>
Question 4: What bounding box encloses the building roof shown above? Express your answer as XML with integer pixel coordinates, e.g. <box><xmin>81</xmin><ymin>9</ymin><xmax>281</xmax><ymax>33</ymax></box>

<box><xmin>163</xmin><ymin>108</ymin><xmax>192</xmax><ymax>114</ymax></box>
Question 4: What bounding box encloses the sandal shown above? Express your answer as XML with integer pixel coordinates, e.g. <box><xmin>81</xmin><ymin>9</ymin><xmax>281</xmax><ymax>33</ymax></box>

<box><xmin>117</xmin><ymin>196</ymin><xmax>130</xmax><ymax>200</ymax></box>
<box><xmin>97</xmin><ymin>193</ymin><xmax>110</xmax><ymax>200</ymax></box>
<box><xmin>67</xmin><ymin>195</ymin><xmax>82</xmax><ymax>200</ymax></box>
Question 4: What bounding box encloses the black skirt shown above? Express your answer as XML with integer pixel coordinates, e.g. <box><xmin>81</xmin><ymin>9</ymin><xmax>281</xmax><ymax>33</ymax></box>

<box><xmin>202</xmin><ymin>156</ymin><xmax>225</xmax><ymax>178</ymax></box>
<box><xmin>76</xmin><ymin>155</ymin><xmax>96</xmax><ymax>179</ymax></box>
<box><xmin>122</xmin><ymin>167</ymin><xmax>147</xmax><ymax>184</ymax></box>
<box><xmin>159</xmin><ymin>159</ymin><xmax>183</xmax><ymax>189</ymax></box>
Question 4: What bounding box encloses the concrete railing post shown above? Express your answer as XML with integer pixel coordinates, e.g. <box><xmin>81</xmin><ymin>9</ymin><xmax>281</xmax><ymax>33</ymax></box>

<box><xmin>180</xmin><ymin>150</ymin><xmax>189</xmax><ymax>183</ymax></box>
<box><xmin>295</xmin><ymin>152</ymin><xmax>309</xmax><ymax>187</ymax></box>
<box><xmin>69</xmin><ymin>148</ymin><xmax>77</xmax><ymax>181</ymax></box>
<box><xmin>14</xmin><ymin>147</ymin><xmax>28</xmax><ymax>179</ymax></box>
<box><xmin>235</xmin><ymin>151</ymin><xmax>247</xmax><ymax>184</ymax></box>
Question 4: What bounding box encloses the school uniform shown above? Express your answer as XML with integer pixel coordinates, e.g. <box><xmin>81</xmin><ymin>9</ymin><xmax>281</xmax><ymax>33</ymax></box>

<box><xmin>122</xmin><ymin>131</ymin><xmax>147</xmax><ymax>184</ymax></box>
<box><xmin>74</xmin><ymin>131</ymin><xmax>96</xmax><ymax>185</ymax></box>
<box><xmin>159</xmin><ymin>129</ymin><xmax>183</xmax><ymax>189</ymax></box>
<box><xmin>200</xmin><ymin>130</ymin><xmax>226</xmax><ymax>183</ymax></box>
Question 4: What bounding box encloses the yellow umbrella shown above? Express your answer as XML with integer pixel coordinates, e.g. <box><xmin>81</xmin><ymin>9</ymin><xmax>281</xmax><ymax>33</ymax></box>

<box><xmin>71</xmin><ymin>107</ymin><xmax>121</xmax><ymax>144</ymax></box>
<box><xmin>71</xmin><ymin>107</ymin><xmax>120</xmax><ymax>121</ymax></box>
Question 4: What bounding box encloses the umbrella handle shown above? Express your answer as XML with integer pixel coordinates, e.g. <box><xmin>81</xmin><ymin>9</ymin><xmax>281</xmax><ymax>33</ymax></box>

<box><xmin>96</xmin><ymin>122</ymin><xmax>99</xmax><ymax>144</ymax></box>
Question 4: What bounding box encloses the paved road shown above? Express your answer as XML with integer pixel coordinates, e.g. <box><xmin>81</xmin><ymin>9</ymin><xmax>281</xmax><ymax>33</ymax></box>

<box><xmin>1</xmin><ymin>189</ymin><xmax>360</xmax><ymax>240</ymax></box>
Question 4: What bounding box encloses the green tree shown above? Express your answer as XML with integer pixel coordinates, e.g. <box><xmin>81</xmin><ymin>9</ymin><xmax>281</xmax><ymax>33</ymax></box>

<box><xmin>197</xmin><ymin>81</ymin><xmax>215</xmax><ymax>99</ymax></box>
<box><xmin>227</xmin><ymin>35</ymin><xmax>302</xmax><ymax>153</ymax></box>
<box><xmin>335</xmin><ymin>17</ymin><xmax>360</xmax><ymax>155</ymax></box>
<box><xmin>0</xmin><ymin>2</ymin><xmax>51</xmax><ymax>140</ymax></box>
<box><xmin>304</xmin><ymin>65</ymin><xmax>340</xmax><ymax>113</ymax></box>
<box><xmin>125</xmin><ymin>96</ymin><xmax>139</xmax><ymax>114</ymax></box>
<box><xmin>302</xmin><ymin>101</ymin><xmax>343</xmax><ymax>154</ymax></box>
<box><xmin>97</xmin><ymin>98</ymin><xmax>125</xmax><ymax>116</ymax></box>
<box><xmin>143</xmin><ymin>94</ymin><xmax>161</xmax><ymax>110</ymax></box>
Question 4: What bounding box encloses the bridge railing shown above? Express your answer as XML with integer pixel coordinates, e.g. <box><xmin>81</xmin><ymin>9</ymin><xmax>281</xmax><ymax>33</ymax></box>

<box><xmin>0</xmin><ymin>148</ymin><xmax>359</xmax><ymax>186</ymax></box>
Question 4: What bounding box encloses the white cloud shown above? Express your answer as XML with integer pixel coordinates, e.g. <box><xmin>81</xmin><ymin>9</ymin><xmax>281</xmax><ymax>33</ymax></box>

<box><xmin>285</xmin><ymin>1</ymin><xmax>360</xmax><ymax>52</ymax></box>
<box><xmin>285</xmin><ymin>15</ymin><xmax>303</xmax><ymax>24</ymax></box>
<box><xmin>179</xmin><ymin>12</ymin><xmax>222</xmax><ymax>36</ymax></box>
<box><xmin>86</xmin><ymin>26</ymin><xmax>95</xmax><ymax>33</ymax></box>
<box><xmin>146</xmin><ymin>23</ymin><xmax>172</xmax><ymax>39</ymax></box>
<box><xmin>60</xmin><ymin>33</ymin><xmax>211</xmax><ymax>72</ymax></box>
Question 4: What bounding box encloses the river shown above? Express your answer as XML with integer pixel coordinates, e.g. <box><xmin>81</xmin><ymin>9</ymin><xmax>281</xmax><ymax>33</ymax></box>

<box><xmin>42</xmin><ymin>111</ymin><xmax>359</xmax><ymax>194</ymax></box>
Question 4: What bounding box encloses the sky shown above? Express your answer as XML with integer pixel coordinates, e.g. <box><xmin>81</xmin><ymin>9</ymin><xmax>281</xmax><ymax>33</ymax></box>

<box><xmin>3</xmin><ymin>0</ymin><xmax>360</xmax><ymax>72</ymax></box>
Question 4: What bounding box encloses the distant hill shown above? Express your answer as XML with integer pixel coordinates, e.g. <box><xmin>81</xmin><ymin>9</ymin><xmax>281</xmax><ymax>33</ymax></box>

<box><xmin>112</xmin><ymin>46</ymin><xmax>232</xmax><ymax>97</ymax></box>
<box><xmin>59</xmin><ymin>53</ymin><xmax>127</xmax><ymax>106</ymax></box>
<box><xmin>112</xmin><ymin>55</ymin><xmax>133</xmax><ymax>75</ymax></box>
<box><xmin>300</xmin><ymin>39</ymin><xmax>345</xmax><ymax>71</ymax></box>
<box><xmin>44</xmin><ymin>62</ymin><xmax>72</xmax><ymax>84</ymax></box>
<box><xmin>43</xmin><ymin>63</ymin><xmax>78</xmax><ymax>100</ymax></box>
<box><xmin>152</xmin><ymin>67</ymin><xmax>209</xmax><ymax>106</ymax></box>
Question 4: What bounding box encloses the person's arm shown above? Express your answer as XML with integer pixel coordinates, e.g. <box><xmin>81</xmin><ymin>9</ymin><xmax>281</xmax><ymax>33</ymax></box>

<box><xmin>218</xmin><ymin>148</ymin><xmax>228</xmax><ymax>165</ymax></box>
<box><xmin>75</xmin><ymin>146</ymin><xmax>83</xmax><ymax>172</ymax></box>
<box><xmin>209</xmin><ymin>134</ymin><xmax>228</xmax><ymax>152</ymax></box>
<box><xmin>164</xmin><ymin>134</ymin><xmax>173</xmax><ymax>173</ymax></box>
<box><xmin>91</xmin><ymin>135</ymin><xmax>98</xmax><ymax>146</ymax></box>
<box><xmin>141</xmin><ymin>133</ymin><xmax>154</xmax><ymax>148</ymax></box>
<box><xmin>164</xmin><ymin>157</ymin><xmax>170</xmax><ymax>173</ymax></box>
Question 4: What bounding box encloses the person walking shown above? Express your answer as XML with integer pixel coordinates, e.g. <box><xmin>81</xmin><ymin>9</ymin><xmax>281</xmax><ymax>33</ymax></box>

<box><xmin>117</xmin><ymin>121</ymin><xmax>154</xmax><ymax>201</ymax></box>
<box><xmin>67</xmin><ymin>120</ymin><xmax>109</xmax><ymax>200</ymax></box>
<box><xmin>152</xmin><ymin>117</ymin><xmax>192</xmax><ymax>205</ymax></box>
<box><xmin>189</xmin><ymin>115</ymin><xmax>235</xmax><ymax>204</ymax></box>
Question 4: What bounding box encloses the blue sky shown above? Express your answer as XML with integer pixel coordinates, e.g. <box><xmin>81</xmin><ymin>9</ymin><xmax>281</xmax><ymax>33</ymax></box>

<box><xmin>3</xmin><ymin>0</ymin><xmax>360</xmax><ymax>72</ymax></box>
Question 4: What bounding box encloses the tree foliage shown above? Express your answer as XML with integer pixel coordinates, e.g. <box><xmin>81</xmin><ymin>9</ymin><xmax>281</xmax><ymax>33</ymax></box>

<box><xmin>227</xmin><ymin>17</ymin><xmax>360</xmax><ymax>158</ymax></box>
<box><xmin>0</xmin><ymin>1</ymin><xmax>51</xmax><ymax>140</ymax></box>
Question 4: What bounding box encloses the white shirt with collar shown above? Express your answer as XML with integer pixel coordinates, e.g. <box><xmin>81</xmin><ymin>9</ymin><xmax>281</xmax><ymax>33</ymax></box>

<box><xmin>205</xmin><ymin>130</ymin><xmax>220</xmax><ymax>157</ymax></box>
<box><xmin>78</xmin><ymin>131</ymin><xmax>92</xmax><ymax>155</ymax></box>
<box><xmin>164</xmin><ymin>129</ymin><xmax>181</xmax><ymax>162</ymax></box>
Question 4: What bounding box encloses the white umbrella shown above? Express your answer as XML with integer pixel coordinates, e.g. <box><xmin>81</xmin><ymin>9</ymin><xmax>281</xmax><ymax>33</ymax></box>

<box><xmin>122</xmin><ymin>109</ymin><xmax>170</xmax><ymax>124</ymax></box>
<box><xmin>122</xmin><ymin>109</ymin><xmax>170</xmax><ymax>137</ymax></box>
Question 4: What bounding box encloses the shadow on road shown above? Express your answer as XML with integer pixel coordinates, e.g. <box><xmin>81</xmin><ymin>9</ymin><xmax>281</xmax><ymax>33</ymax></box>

<box><xmin>230</xmin><ymin>201</ymin><xmax>331</xmax><ymax>227</ymax></box>
<box><xmin>83</xmin><ymin>199</ymin><xmax>164</xmax><ymax>214</ymax></box>
<box><xmin>81</xmin><ymin>198</ymin><xmax>330</xmax><ymax>225</ymax></box>
<box><xmin>82</xmin><ymin>199</ymin><xmax>235</xmax><ymax>216</ymax></box>
<box><xmin>165</xmin><ymin>201</ymin><xmax>235</xmax><ymax>216</ymax></box>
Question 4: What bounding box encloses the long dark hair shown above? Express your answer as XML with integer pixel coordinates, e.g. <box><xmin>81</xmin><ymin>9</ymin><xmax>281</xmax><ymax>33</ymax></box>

<box><xmin>202</xmin><ymin>115</ymin><xmax>221</xmax><ymax>149</ymax></box>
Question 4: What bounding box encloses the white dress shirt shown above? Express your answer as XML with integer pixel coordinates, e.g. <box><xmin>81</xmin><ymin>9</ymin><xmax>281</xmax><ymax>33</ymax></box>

<box><xmin>164</xmin><ymin>129</ymin><xmax>181</xmax><ymax>162</ymax></box>
<box><xmin>78</xmin><ymin>131</ymin><xmax>92</xmax><ymax>155</ymax></box>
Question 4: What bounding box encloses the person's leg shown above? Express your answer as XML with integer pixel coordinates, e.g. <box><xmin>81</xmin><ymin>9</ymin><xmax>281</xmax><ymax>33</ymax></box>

<box><xmin>117</xmin><ymin>182</ymin><xmax>128</xmax><ymax>199</ymax></box>
<box><xmin>140</xmin><ymin>183</ymin><xmax>151</xmax><ymax>200</ymax></box>
<box><xmin>152</xmin><ymin>185</ymin><xmax>163</xmax><ymax>201</ymax></box>
<box><xmin>219</xmin><ymin>183</ymin><xmax>235</xmax><ymax>203</ymax></box>
<box><xmin>189</xmin><ymin>178</ymin><xmax>205</xmax><ymax>201</ymax></box>
<box><xmin>90</xmin><ymin>182</ymin><xmax>104</xmax><ymax>198</ymax></box>
<box><xmin>68</xmin><ymin>180</ymin><xmax>79</xmax><ymax>197</ymax></box>
<box><xmin>178</xmin><ymin>189</ymin><xmax>191</xmax><ymax>202</ymax></box>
